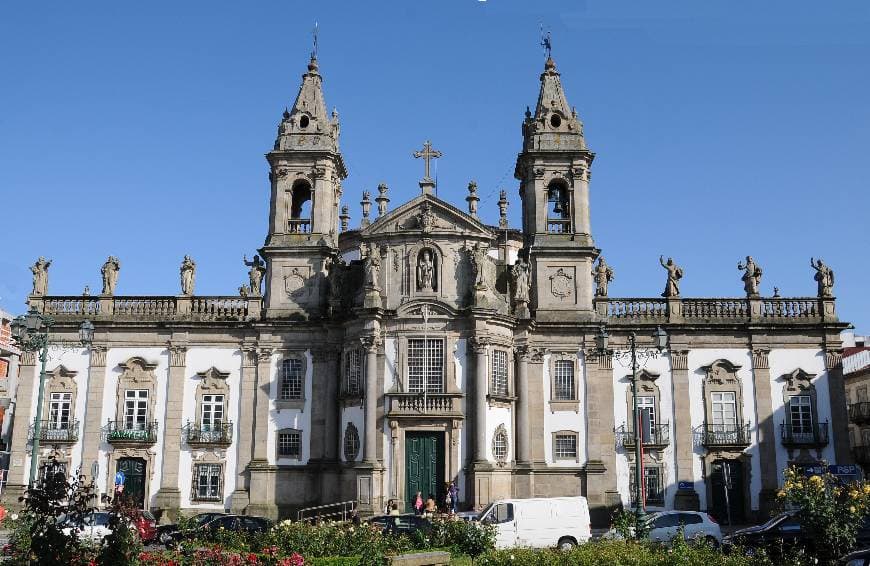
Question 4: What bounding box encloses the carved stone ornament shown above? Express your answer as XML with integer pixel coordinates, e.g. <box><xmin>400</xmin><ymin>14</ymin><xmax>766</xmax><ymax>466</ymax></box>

<box><xmin>241</xmin><ymin>346</ymin><xmax>258</xmax><ymax>368</ymax></box>
<box><xmin>168</xmin><ymin>345</ymin><xmax>187</xmax><ymax>367</ymax></box>
<box><xmin>283</xmin><ymin>267</ymin><xmax>307</xmax><ymax>298</ymax></box>
<box><xmin>549</xmin><ymin>268</ymin><xmax>574</xmax><ymax>300</ymax></box>
<box><xmin>825</xmin><ymin>349</ymin><xmax>843</xmax><ymax>370</ymax></box>
<box><xmin>20</xmin><ymin>351</ymin><xmax>37</xmax><ymax>366</ymax></box>
<box><xmin>360</xmin><ymin>335</ymin><xmax>381</xmax><ymax>352</ymax></box>
<box><xmin>702</xmin><ymin>359</ymin><xmax>742</xmax><ymax>386</ymax></box>
<box><xmin>670</xmin><ymin>350</ymin><xmax>689</xmax><ymax>371</ymax></box>
<box><xmin>197</xmin><ymin>367</ymin><xmax>230</xmax><ymax>391</ymax></box>
<box><xmin>46</xmin><ymin>365</ymin><xmax>77</xmax><ymax>391</ymax></box>
<box><xmin>90</xmin><ymin>345</ymin><xmax>108</xmax><ymax>367</ymax></box>
<box><xmin>416</xmin><ymin>202</ymin><xmax>437</xmax><ymax>233</ymax></box>
<box><xmin>117</xmin><ymin>357</ymin><xmax>158</xmax><ymax>385</ymax></box>
<box><xmin>780</xmin><ymin>368</ymin><xmax>816</xmax><ymax>393</ymax></box>
<box><xmin>469</xmin><ymin>336</ymin><xmax>490</xmax><ymax>354</ymax></box>
<box><xmin>751</xmin><ymin>349</ymin><xmax>770</xmax><ymax>370</ymax></box>
<box><xmin>257</xmin><ymin>349</ymin><xmax>273</xmax><ymax>364</ymax></box>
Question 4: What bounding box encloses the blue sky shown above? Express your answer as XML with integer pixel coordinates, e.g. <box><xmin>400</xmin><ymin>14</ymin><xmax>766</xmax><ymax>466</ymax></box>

<box><xmin>1</xmin><ymin>1</ymin><xmax>868</xmax><ymax>330</ymax></box>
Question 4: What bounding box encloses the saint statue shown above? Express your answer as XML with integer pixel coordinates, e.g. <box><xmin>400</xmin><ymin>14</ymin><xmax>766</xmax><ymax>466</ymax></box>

<box><xmin>737</xmin><ymin>256</ymin><xmax>762</xmax><ymax>297</ymax></box>
<box><xmin>659</xmin><ymin>255</ymin><xmax>683</xmax><ymax>298</ymax></box>
<box><xmin>364</xmin><ymin>244</ymin><xmax>381</xmax><ymax>289</ymax></box>
<box><xmin>592</xmin><ymin>256</ymin><xmax>614</xmax><ymax>297</ymax></box>
<box><xmin>417</xmin><ymin>250</ymin><xmax>435</xmax><ymax>291</ymax></box>
<box><xmin>471</xmin><ymin>243</ymin><xmax>489</xmax><ymax>289</ymax></box>
<box><xmin>243</xmin><ymin>255</ymin><xmax>266</xmax><ymax>296</ymax></box>
<box><xmin>180</xmin><ymin>255</ymin><xmax>196</xmax><ymax>296</ymax></box>
<box><xmin>810</xmin><ymin>257</ymin><xmax>835</xmax><ymax>297</ymax></box>
<box><xmin>101</xmin><ymin>256</ymin><xmax>121</xmax><ymax>295</ymax></box>
<box><xmin>512</xmin><ymin>257</ymin><xmax>531</xmax><ymax>304</ymax></box>
<box><xmin>327</xmin><ymin>254</ymin><xmax>345</xmax><ymax>301</ymax></box>
<box><xmin>30</xmin><ymin>256</ymin><xmax>51</xmax><ymax>296</ymax></box>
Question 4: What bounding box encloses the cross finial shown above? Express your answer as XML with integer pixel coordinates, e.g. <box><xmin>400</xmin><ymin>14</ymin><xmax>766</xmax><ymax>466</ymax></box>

<box><xmin>311</xmin><ymin>21</ymin><xmax>319</xmax><ymax>60</ymax></box>
<box><xmin>413</xmin><ymin>140</ymin><xmax>442</xmax><ymax>181</ymax></box>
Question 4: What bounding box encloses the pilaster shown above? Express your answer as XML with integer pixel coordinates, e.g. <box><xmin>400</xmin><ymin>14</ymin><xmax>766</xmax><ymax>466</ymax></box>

<box><xmin>750</xmin><ymin>347</ymin><xmax>778</xmax><ymax>515</ymax></box>
<box><xmin>79</xmin><ymin>345</ymin><xmax>107</xmax><ymax>489</ymax></box>
<box><xmin>231</xmin><ymin>345</ymin><xmax>258</xmax><ymax>513</ymax></box>
<box><xmin>826</xmin><ymin>348</ymin><xmax>852</xmax><ymax>465</ymax></box>
<box><xmin>515</xmin><ymin>346</ymin><xmax>531</xmax><ymax>464</ymax></box>
<box><xmin>252</xmin><ymin>347</ymin><xmax>274</xmax><ymax>462</ymax></box>
<box><xmin>154</xmin><ymin>343</ymin><xmax>187</xmax><ymax>516</ymax></box>
<box><xmin>584</xmin><ymin>349</ymin><xmax>620</xmax><ymax>525</ymax></box>
<box><xmin>469</xmin><ymin>336</ymin><xmax>489</xmax><ymax>463</ymax></box>
<box><xmin>671</xmin><ymin>349</ymin><xmax>700</xmax><ymax>511</ymax></box>
<box><xmin>3</xmin><ymin>352</ymin><xmax>38</xmax><ymax>500</ymax></box>
<box><xmin>361</xmin><ymin>335</ymin><xmax>381</xmax><ymax>464</ymax></box>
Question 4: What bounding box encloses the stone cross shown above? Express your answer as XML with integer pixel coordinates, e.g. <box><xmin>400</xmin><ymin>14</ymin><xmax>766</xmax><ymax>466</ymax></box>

<box><xmin>413</xmin><ymin>140</ymin><xmax>442</xmax><ymax>181</ymax></box>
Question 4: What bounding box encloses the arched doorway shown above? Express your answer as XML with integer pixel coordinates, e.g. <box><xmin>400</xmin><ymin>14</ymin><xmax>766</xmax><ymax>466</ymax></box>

<box><xmin>116</xmin><ymin>457</ymin><xmax>147</xmax><ymax>509</ymax></box>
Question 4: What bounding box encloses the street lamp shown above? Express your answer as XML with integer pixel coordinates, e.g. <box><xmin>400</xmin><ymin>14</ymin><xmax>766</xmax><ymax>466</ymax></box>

<box><xmin>596</xmin><ymin>324</ymin><xmax>669</xmax><ymax>530</ymax></box>
<box><xmin>10</xmin><ymin>309</ymin><xmax>93</xmax><ymax>485</ymax></box>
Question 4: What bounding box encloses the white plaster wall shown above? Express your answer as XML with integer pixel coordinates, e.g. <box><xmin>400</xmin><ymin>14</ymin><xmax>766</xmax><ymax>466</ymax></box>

<box><xmin>769</xmin><ymin>348</ymin><xmax>834</xmax><ymax>484</ymax></box>
<box><xmin>541</xmin><ymin>351</ymin><xmax>586</xmax><ymax>467</ymax></box>
<box><xmin>342</xmin><ymin>406</ymin><xmax>364</xmax><ymax>463</ymax></box>
<box><xmin>267</xmin><ymin>350</ymin><xmax>313</xmax><ymax>465</ymax></box>
<box><xmin>384</xmin><ymin>337</ymin><xmax>397</xmax><ymax>393</ymax></box>
<box><xmin>485</xmin><ymin>404</ymin><xmax>512</xmax><ymax>463</ymax></box>
<box><xmin>179</xmin><ymin>348</ymin><xmax>242</xmax><ymax>509</ymax></box>
<box><xmin>454</xmin><ymin>338</ymin><xmax>467</xmax><ymax>499</ymax></box>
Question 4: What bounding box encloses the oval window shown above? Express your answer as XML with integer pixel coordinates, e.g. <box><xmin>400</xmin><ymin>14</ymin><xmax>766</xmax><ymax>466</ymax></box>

<box><xmin>300</xmin><ymin>115</ymin><xmax>310</xmax><ymax>129</ymax></box>
<box><xmin>550</xmin><ymin>114</ymin><xmax>561</xmax><ymax>128</ymax></box>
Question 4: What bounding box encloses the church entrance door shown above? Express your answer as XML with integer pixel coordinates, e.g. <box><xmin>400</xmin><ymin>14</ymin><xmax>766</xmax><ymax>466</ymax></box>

<box><xmin>405</xmin><ymin>432</ymin><xmax>444</xmax><ymax>512</ymax></box>
<box><xmin>117</xmin><ymin>457</ymin><xmax>147</xmax><ymax>509</ymax></box>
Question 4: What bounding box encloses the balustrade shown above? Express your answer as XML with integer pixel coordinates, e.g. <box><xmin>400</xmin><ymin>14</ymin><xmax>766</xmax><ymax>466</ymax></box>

<box><xmin>113</xmin><ymin>297</ymin><xmax>177</xmax><ymax>317</ymax></box>
<box><xmin>682</xmin><ymin>299</ymin><xmax>748</xmax><ymax>320</ymax></box>
<box><xmin>386</xmin><ymin>392</ymin><xmax>463</xmax><ymax>417</ymax></box>
<box><xmin>762</xmin><ymin>298</ymin><xmax>818</xmax><ymax>318</ymax></box>
<box><xmin>191</xmin><ymin>297</ymin><xmax>248</xmax><ymax>319</ymax></box>
<box><xmin>607</xmin><ymin>299</ymin><xmax>667</xmax><ymax>321</ymax></box>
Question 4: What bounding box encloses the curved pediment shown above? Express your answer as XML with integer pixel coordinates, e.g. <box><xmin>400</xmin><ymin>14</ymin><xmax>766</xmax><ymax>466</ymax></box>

<box><xmin>779</xmin><ymin>368</ymin><xmax>816</xmax><ymax>393</ymax></box>
<box><xmin>361</xmin><ymin>194</ymin><xmax>495</xmax><ymax>239</ymax></box>
<box><xmin>701</xmin><ymin>359</ymin><xmax>742</xmax><ymax>385</ymax></box>
<box><xmin>396</xmin><ymin>299</ymin><xmax>460</xmax><ymax>319</ymax></box>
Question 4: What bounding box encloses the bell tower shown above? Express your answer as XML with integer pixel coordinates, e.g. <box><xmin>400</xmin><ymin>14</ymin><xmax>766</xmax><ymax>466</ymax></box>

<box><xmin>261</xmin><ymin>54</ymin><xmax>347</xmax><ymax>317</ymax></box>
<box><xmin>515</xmin><ymin>56</ymin><xmax>598</xmax><ymax>320</ymax></box>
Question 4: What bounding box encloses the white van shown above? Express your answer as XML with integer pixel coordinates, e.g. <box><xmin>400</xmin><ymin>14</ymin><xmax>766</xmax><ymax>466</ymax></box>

<box><xmin>477</xmin><ymin>496</ymin><xmax>591</xmax><ymax>550</ymax></box>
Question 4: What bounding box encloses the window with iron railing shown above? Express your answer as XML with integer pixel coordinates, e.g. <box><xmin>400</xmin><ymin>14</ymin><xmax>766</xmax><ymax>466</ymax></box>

<box><xmin>278</xmin><ymin>430</ymin><xmax>302</xmax><ymax>459</ymax></box>
<box><xmin>343</xmin><ymin>350</ymin><xmax>363</xmax><ymax>397</ymax></box>
<box><xmin>280</xmin><ymin>359</ymin><xmax>303</xmax><ymax>400</ymax></box>
<box><xmin>408</xmin><ymin>339</ymin><xmax>444</xmax><ymax>394</ymax></box>
<box><xmin>553</xmin><ymin>360</ymin><xmax>575</xmax><ymax>401</ymax></box>
<box><xmin>193</xmin><ymin>463</ymin><xmax>223</xmax><ymax>502</ymax></box>
<box><xmin>491</xmin><ymin>350</ymin><xmax>508</xmax><ymax>397</ymax></box>
<box><xmin>630</xmin><ymin>466</ymin><xmax>665</xmax><ymax>506</ymax></box>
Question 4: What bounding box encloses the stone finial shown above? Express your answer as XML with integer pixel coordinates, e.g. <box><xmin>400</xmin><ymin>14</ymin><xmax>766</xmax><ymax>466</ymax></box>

<box><xmin>737</xmin><ymin>256</ymin><xmax>762</xmax><ymax>298</ymax></box>
<box><xmin>466</xmin><ymin>181</ymin><xmax>480</xmax><ymax>218</ymax></box>
<box><xmin>811</xmin><ymin>257</ymin><xmax>834</xmax><ymax>297</ymax></box>
<box><xmin>101</xmin><ymin>256</ymin><xmax>121</xmax><ymax>295</ymax></box>
<box><xmin>339</xmin><ymin>204</ymin><xmax>350</xmax><ymax>232</ymax></box>
<box><xmin>360</xmin><ymin>191</ymin><xmax>372</xmax><ymax>228</ymax></box>
<box><xmin>498</xmin><ymin>190</ymin><xmax>509</xmax><ymax>229</ymax></box>
<box><xmin>180</xmin><ymin>255</ymin><xmax>196</xmax><ymax>296</ymax></box>
<box><xmin>659</xmin><ymin>255</ymin><xmax>683</xmax><ymax>298</ymax></box>
<box><xmin>376</xmin><ymin>183</ymin><xmax>390</xmax><ymax>217</ymax></box>
<box><xmin>83</xmin><ymin>285</ymin><xmax>90</xmax><ymax>296</ymax></box>
<box><xmin>30</xmin><ymin>256</ymin><xmax>51</xmax><ymax>296</ymax></box>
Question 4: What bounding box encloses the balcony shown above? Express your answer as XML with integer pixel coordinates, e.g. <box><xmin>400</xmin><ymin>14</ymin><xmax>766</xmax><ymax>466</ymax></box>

<box><xmin>849</xmin><ymin>403</ymin><xmax>870</xmax><ymax>425</ymax></box>
<box><xmin>288</xmin><ymin>219</ymin><xmax>311</xmax><ymax>233</ymax></box>
<box><xmin>616</xmin><ymin>423</ymin><xmax>670</xmax><ymax>450</ymax></box>
<box><xmin>104</xmin><ymin>421</ymin><xmax>158</xmax><ymax>446</ymax></box>
<box><xmin>385</xmin><ymin>392</ymin><xmax>464</xmax><ymax>419</ymax></box>
<box><xmin>853</xmin><ymin>445</ymin><xmax>870</xmax><ymax>465</ymax></box>
<box><xmin>698</xmin><ymin>423</ymin><xmax>752</xmax><ymax>449</ymax></box>
<box><xmin>29</xmin><ymin>420</ymin><xmax>79</xmax><ymax>444</ymax></box>
<box><xmin>781</xmin><ymin>422</ymin><xmax>829</xmax><ymax>448</ymax></box>
<box><xmin>546</xmin><ymin>219</ymin><xmax>571</xmax><ymax>234</ymax></box>
<box><xmin>184</xmin><ymin>422</ymin><xmax>233</xmax><ymax>447</ymax></box>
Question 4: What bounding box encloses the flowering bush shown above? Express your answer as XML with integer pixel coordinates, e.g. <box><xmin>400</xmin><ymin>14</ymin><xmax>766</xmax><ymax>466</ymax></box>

<box><xmin>777</xmin><ymin>466</ymin><xmax>870</xmax><ymax>564</ymax></box>
<box><xmin>411</xmin><ymin>516</ymin><xmax>495</xmax><ymax>558</ymax></box>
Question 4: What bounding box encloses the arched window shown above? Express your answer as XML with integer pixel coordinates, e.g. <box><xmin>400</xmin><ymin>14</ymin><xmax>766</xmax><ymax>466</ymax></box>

<box><xmin>492</xmin><ymin>424</ymin><xmax>509</xmax><ymax>465</ymax></box>
<box><xmin>289</xmin><ymin>181</ymin><xmax>312</xmax><ymax>233</ymax></box>
<box><xmin>546</xmin><ymin>183</ymin><xmax>571</xmax><ymax>233</ymax></box>
<box><xmin>343</xmin><ymin>422</ymin><xmax>361</xmax><ymax>461</ymax></box>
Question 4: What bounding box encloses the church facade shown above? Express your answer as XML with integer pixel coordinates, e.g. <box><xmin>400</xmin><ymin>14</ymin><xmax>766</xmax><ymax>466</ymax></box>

<box><xmin>4</xmin><ymin>52</ymin><xmax>851</xmax><ymax>527</ymax></box>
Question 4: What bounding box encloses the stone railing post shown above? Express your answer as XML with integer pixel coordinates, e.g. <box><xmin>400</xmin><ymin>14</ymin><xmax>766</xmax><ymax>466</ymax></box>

<box><xmin>667</xmin><ymin>298</ymin><xmax>683</xmax><ymax>323</ymax></box>
<box><xmin>176</xmin><ymin>297</ymin><xmax>191</xmax><ymax>316</ymax></box>
<box><xmin>821</xmin><ymin>298</ymin><xmax>837</xmax><ymax>322</ymax></box>
<box><xmin>246</xmin><ymin>296</ymin><xmax>263</xmax><ymax>320</ymax></box>
<box><xmin>99</xmin><ymin>295</ymin><xmax>114</xmax><ymax>317</ymax></box>
<box><xmin>594</xmin><ymin>297</ymin><xmax>608</xmax><ymax>318</ymax></box>
<box><xmin>749</xmin><ymin>297</ymin><xmax>762</xmax><ymax>322</ymax></box>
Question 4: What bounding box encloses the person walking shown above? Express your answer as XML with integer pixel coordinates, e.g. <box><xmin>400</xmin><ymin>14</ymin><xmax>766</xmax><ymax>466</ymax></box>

<box><xmin>414</xmin><ymin>491</ymin><xmax>423</xmax><ymax>516</ymax></box>
<box><xmin>448</xmin><ymin>481</ymin><xmax>459</xmax><ymax>514</ymax></box>
<box><xmin>424</xmin><ymin>494</ymin><xmax>437</xmax><ymax>517</ymax></box>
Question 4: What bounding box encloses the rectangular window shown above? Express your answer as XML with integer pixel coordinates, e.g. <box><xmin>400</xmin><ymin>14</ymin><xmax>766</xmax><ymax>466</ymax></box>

<box><xmin>630</xmin><ymin>466</ymin><xmax>665</xmax><ymax>506</ymax></box>
<box><xmin>344</xmin><ymin>350</ymin><xmax>362</xmax><ymax>397</ymax></box>
<box><xmin>491</xmin><ymin>350</ymin><xmax>508</xmax><ymax>397</ymax></box>
<box><xmin>789</xmin><ymin>395</ymin><xmax>813</xmax><ymax>438</ymax></box>
<box><xmin>193</xmin><ymin>463</ymin><xmax>222</xmax><ymax>501</ymax></box>
<box><xmin>124</xmin><ymin>390</ymin><xmax>148</xmax><ymax>430</ymax></box>
<box><xmin>278</xmin><ymin>431</ymin><xmax>301</xmax><ymax>459</ymax></box>
<box><xmin>38</xmin><ymin>461</ymin><xmax>67</xmax><ymax>483</ymax></box>
<box><xmin>554</xmin><ymin>433</ymin><xmax>577</xmax><ymax>460</ymax></box>
<box><xmin>200</xmin><ymin>394</ymin><xmax>224</xmax><ymax>439</ymax></box>
<box><xmin>48</xmin><ymin>392</ymin><xmax>72</xmax><ymax>429</ymax></box>
<box><xmin>637</xmin><ymin>396</ymin><xmax>656</xmax><ymax>443</ymax></box>
<box><xmin>408</xmin><ymin>339</ymin><xmax>444</xmax><ymax>394</ymax></box>
<box><xmin>281</xmin><ymin>359</ymin><xmax>303</xmax><ymax>400</ymax></box>
<box><xmin>711</xmin><ymin>391</ymin><xmax>737</xmax><ymax>429</ymax></box>
<box><xmin>553</xmin><ymin>360</ymin><xmax>575</xmax><ymax>401</ymax></box>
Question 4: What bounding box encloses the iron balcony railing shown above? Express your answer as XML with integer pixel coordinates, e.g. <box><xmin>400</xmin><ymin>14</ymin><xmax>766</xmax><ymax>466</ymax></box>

<box><xmin>104</xmin><ymin>420</ymin><xmax>158</xmax><ymax>444</ymax></box>
<box><xmin>184</xmin><ymin>422</ymin><xmax>233</xmax><ymax>446</ymax></box>
<box><xmin>616</xmin><ymin>423</ymin><xmax>670</xmax><ymax>449</ymax></box>
<box><xmin>29</xmin><ymin>420</ymin><xmax>79</xmax><ymax>443</ymax></box>
<box><xmin>781</xmin><ymin>422</ymin><xmax>829</xmax><ymax>448</ymax></box>
<box><xmin>698</xmin><ymin>423</ymin><xmax>752</xmax><ymax>448</ymax></box>
<box><xmin>849</xmin><ymin>402</ymin><xmax>870</xmax><ymax>425</ymax></box>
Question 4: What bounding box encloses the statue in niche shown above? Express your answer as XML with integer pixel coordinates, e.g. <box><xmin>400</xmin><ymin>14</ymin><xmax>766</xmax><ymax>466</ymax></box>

<box><xmin>659</xmin><ymin>255</ymin><xmax>683</xmax><ymax>298</ymax></box>
<box><xmin>592</xmin><ymin>256</ymin><xmax>614</xmax><ymax>297</ymax></box>
<box><xmin>512</xmin><ymin>256</ymin><xmax>531</xmax><ymax>304</ymax></box>
<box><xmin>737</xmin><ymin>255</ymin><xmax>762</xmax><ymax>297</ymax></box>
<box><xmin>30</xmin><ymin>256</ymin><xmax>51</xmax><ymax>295</ymax></box>
<box><xmin>364</xmin><ymin>244</ymin><xmax>381</xmax><ymax>289</ymax></box>
<box><xmin>471</xmin><ymin>243</ymin><xmax>489</xmax><ymax>289</ymax></box>
<box><xmin>243</xmin><ymin>255</ymin><xmax>266</xmax><ymax>296</ymax></box>
<box><xmin>417</xmin><ymin>249</ymin><xmax>435</xmax><ymax>291</ymax></box>
<box><xmin>180</xmin><ymin>255</ymin><xmax>196</xmax><ymax>296</ymax></box>
<box><xmin>327</xmin><ymin>254</ymin><xmax>345</xmax><ymax>301</ymax></box>
<box><xmin>101</xmin><ymin>256</ymin><xmax>121</xmax><ymax>295</ymax></box>
<box><xmin>810</xmin><ymin>257</ymin><xmax>835</xmax><ymax>297</ymax></box>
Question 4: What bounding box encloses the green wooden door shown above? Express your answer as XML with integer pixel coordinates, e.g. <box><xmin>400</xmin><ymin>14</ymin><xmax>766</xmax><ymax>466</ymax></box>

<box><xmin>117</xmin><ymin>457</ymin><xmax>146</xmax><ymax>509</ymax></box>
<box><xmin>405</xmin><ymin>432</ymin><xmax>445</xmax><ymax>511</ymax></box>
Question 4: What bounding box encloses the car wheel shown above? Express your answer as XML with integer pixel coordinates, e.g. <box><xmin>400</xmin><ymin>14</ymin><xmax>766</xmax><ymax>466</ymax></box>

<box><xmin>557</xmin><ymin>537</ymin><xmax>577</xmax><ymax>551</ymax></box>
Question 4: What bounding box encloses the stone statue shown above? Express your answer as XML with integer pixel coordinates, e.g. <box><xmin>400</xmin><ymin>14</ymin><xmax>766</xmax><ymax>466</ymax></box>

<box><xmin>810</xmin><ymin>257</ymin><xmax>835</xmax><ymax>297</ymax></box>
<box><xmin>417</xmin><ymin>202</ymin><xmax>435</xmax><ymax>232</ymax></box>
<box><xmin>180</xmin><ymin>255</ymin><xmax>196</xmax><ymax>296</ymax></box>
<box><xmin>30</xmin><ymin>257</ymin><xmax>51</xmax><ymax>295</ymax></box>
<box><xmin>101</xmin><ymin>256</ymin><xmax>121</xmax><ymax>295</ymax></box>
<box><xmin>417</xmin><ymin>250</ymin><xmax>435</xmax><ymax>291</ymax></box>
<box><xmin>512</xmin><ymin>256</ymin><xmax>531</xmax><ymax>304</ymax></box>
<box><xmin>737</xmin><ymin>256</ymin><xmax>762</xmax><ymax>297</ymax></box>
<box><xmin>659</xmin><ymin>255</ymin><xmax>683</xmax><ymax>298</ymax></box>
<box><xmin>592</xmin><ymin>256</ymin><xmax>614</xmax><ymax>297</ymax></box>
<box><xmin>243</xmin><ymin>255</ymin><xmax>266</xmax><ymax>296</ymax></box>
<box><xmin>471</xmin><ymin>243</ymin><xmax>489</xmax><ymax>289</ymax></box>
<box><xmin>364</xmin><ymin>244</ymin><xmax>381</xmax><ymax>289</ymax></box>
<box><xmin>327</xmin><ymin>254</ymin><xmax>345</xmax><ymax>301</ymax></box>
<box><xmin>238</xmin><ymin>285</ymin><xmax>249</xmax><ymax>298</ymax></box>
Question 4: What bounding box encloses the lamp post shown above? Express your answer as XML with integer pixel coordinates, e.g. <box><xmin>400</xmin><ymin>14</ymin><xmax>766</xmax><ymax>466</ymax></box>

<box><xmin>596</xmin><ymin>325</ymin><xmax>668</xmax><ymax>529</ymax></box>
<box><xmin>10</xmin><ymin>309</ymin><xmax>94</xmax><ymax>485</ymax></box>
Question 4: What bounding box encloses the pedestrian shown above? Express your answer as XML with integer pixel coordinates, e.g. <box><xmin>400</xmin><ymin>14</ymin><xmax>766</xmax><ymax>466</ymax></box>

<box><xmin>424</xmin><ymin>494</ymin><xmax>437</xmax><ymax>516</ymax></box>
<box><xmin>414</xmin><ymin>491</ymin><xmax>423</xmax><ymax>515</ymax></box>
<box><xmin>389</xmin><ymin>502</ymin><xmax>400</xmax><ymax>516</ymax></box>
<box><xmin>444</xmin><ymin>486</ymin><xmax>452</xmax><ymax>514</ymax></box>
<box><xmin>385</xmin><ymin>498</ymin><xmax>393</xmax><ymax>516</ymax></box>
<box><xmin>448</xmin><ymin>481</ymin><xmax>458</xmax><ymax>514</ymax></box>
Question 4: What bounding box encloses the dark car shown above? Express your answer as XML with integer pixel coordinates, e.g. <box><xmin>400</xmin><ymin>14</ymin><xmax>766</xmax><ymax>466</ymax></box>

<box><xmin>722</xmin><ymin>512</ymin><xmax>807</xmax><ymax>557</ymax></box>
<box><xmin>157</xmin><ymin>512</ymin><xmax>227</xmax><ymax>546</ymax></box>
<box><xmin>368</xmin><ymin>514</ymin><xmax>431</xmax><ymax>536</ymax></box>
<box><xmin>166</xmin><ymin>514</ymin><xmax>272</xmax><ymax>547</ymax></box>
<box><xmin>841</xmin><ymin>548</ymin><xmax>870</xmax><ymax>565</ymax></box>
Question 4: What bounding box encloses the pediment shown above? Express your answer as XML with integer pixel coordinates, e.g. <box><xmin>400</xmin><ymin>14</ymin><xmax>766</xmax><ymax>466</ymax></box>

<box><xmin>779</xmin><ymin>368</ymin><xmax>816</xmax><ymax>392</ymax></box>
<box><xmin>701</xmin><ymin>359</ymin><xmax>742</xmax><ymax>385</ymax></box>
<box><xmin>396</xmin><ymin>299</ymin><xmax>459</xmax><ymax>319</ymax></box>
<box><xmin>361</xmin><ymin>194</ymin><xmax>494</xmax><ymax>239</ymax></box>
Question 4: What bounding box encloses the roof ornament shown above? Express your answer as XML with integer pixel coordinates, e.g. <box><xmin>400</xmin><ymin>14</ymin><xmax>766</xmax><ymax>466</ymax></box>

<box><xmin>311</xmin><ymin>21</ymin><xmax>319</xmax><ymax>60</ymax></box>
<box><xmin>413</xmin><ymin>140</ymin><xmax>442</xmax><ymax>195</ymax></box>
<box><xmin>540</xmin><ymin>23</ymin><xmax>552</xmax><ymax>60</ymax></box>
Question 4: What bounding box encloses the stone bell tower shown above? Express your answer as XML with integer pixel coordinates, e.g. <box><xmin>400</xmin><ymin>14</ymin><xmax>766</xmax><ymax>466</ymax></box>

<box><xmin>261</xmin><ymin>54</ymin><xmax>347</xmax><ymax>317</ymax></box>
<box><xmin>514</xmin><ymin>56</ymin><xmax>598</xmax><ymax>321</ymax></box>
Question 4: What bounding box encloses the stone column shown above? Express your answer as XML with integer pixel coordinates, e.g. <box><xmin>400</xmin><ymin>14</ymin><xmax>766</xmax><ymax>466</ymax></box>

<box><xmin>362</xmin><ymin>336</ymin><xmax>380</xmax><ymax>463</ymax></box>
<box><xmin>750</xmin><ymin>348</ymin><xmax>778</xmax><ymax>515</ymax></box>
<box><xmin>312</xmin><ymin>348</ymin><xmax>340</xmax><ymax>462</ymax></box>
<box><xmin>4</xmin><ymin>351</ymin><xmax>37</xmax><ymax>499</ymax></box>
<box><xmin>79</xmin><ymin>346</ymin><xmax>107</xmax><ymax>483</ymax></box>
<box><xmin>231</xmin><ymin>346</ymin><xmax>258</xmax><ymax>513</ymax></box>
<box><xmin>672</xmin><ymin>350</ymin><xmax>700</xmax><ymax>510</ymax></box>
<box><xmin>515</xmin><ymin>346</ymin><xmax>531</xmax><ymax>464</ymax></box>
<box><xmin>584</xmin><ymin>349</ymin><xmax>620</xmax><ymax>527</ymax></box>
<box><xmin>155</xmin><ymin>344</ymin><xmax>186</xmax><ymax>516</ymax></box>
<box><xmin>827</xmin><ymin>349</ymin><xmax>852</xmax><ymax>465</ymax></box>
<box><xmin>470</xmin><ymin>337</ymin><xmax>489</xmax><ymax>462</ymax></box>
<box><xmin>252</xmin><ymin>348</ymin><xmax>273</xmax><ymax>462</ymax></box>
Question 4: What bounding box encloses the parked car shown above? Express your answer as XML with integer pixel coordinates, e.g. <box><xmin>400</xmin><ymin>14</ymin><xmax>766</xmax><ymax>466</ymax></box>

<box><xmin>841</xmin><ymin>548</ymin><xmax>870</xmax><ymax>566</ymax></box>
<box><xmin>135</xmin><ymin>509</ymin><xmax>158</xmax><ymax>544</ymax></box>
<box><xmin>722</xmin><ymin>511</ymin><xmax>807</xmax><ymax>556</ymax></box>
<box><xmin>368</xmin><ymin>514</ymin><xmax>432</xmax><ymax>536</ymax></box>
<box><xmin>59</xmin><ymin>511</ymin><xmax>115</xmax><ymax>543</ymax></box>
<box><xmin>603</xmin><ymin>511</ymin><xmax>722</xmax><ymax>546</ymax></box>
<box><xmin>166</xmin><ymin>514</ymin><xmax>272</xmax><ymax>547</ymax></box>
<box><xmin>477</xmin><ymin>496</ymin><xmax>591</xmax><ymax>550</ymax></box>
<box><xmin>157</xmin><ymin>512</ymin><xmax>227</xmax><ymax>546</ymax></box>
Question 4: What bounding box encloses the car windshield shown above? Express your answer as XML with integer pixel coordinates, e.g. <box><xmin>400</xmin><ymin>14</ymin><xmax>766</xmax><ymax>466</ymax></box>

<box><xmin>194</xmin><ymin>513</ymin><xmax>219</xmax><ymax>526</ymax></box>
<box><xmin>759</xmin><ymin>512</ymin><xmax>792</xmax><ymax>530</ymax></box>
<box><xmin>477</xmin><ymin>503</ymin><xmax>494</xmax><ymax>520</ymax></box>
